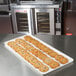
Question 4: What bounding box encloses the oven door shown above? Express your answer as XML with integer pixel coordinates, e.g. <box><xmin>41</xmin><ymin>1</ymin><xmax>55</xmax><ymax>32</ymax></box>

<box><xmin>12</xmin><ymin>8</ymin><xmax>34</xmax><ymax>34</ymax></box>
<box><xmin>35</xmin><ymin>8</ymin><xmax>55</xmax><ymax>35</ymax></box>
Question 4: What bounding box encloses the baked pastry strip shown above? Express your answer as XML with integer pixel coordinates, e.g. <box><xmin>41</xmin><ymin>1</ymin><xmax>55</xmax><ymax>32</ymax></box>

<box><xmin>7</xmin><ymin>41</ymin><xmax>49</xmax><ymax>72</ymax></box>
<box><xmin>15</xmin><ymin>39</ymin><xmax>35</xmax><ymax>50</ymax></box>
<box><xmin>15</xmin><ymin>39</ymin><xmax>60</xmax><ymax>69</ymax></box>
<box><xmin>24</xmin><ymin>36</ymin><xmax>68</xmax><ymax>64</ymax></box>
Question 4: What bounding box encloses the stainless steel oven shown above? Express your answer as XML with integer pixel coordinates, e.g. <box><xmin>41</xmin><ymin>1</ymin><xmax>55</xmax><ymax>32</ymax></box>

<box><xmin>11</xmin><ymin>7</ymin><xmax>34</xmax><ymax>34</ymax></box>
<box><xmin>11</xmin><ymin>1</ymin><xmax>62</xmax><ymax>35</ymax></box>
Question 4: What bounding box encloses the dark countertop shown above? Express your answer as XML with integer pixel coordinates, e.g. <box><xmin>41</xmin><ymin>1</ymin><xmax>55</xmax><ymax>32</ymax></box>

<box><xmin>0</xmin><ymin>34</ymin><xmax>76</xmax><ymax>76</ymax></box>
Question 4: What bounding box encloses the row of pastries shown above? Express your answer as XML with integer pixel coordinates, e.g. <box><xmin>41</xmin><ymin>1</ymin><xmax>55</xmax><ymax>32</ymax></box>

<box><xmin>24</xmin><ymin>36</ymin><xmax>68</xmax><ymax>64</ymax></box>
<box><xmin>7</xmin><ymin>35</ymin><xmax>68</xmax><ymax>72</ymax></box>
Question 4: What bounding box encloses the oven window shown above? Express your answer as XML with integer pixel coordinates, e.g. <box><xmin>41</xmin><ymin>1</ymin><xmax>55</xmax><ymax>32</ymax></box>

<box><xmin>16</xmin><ymin>12</ymin><xmax>29</xmax><ymax>32</ymax></box>
<box><xmin>37</xmin><ymin>12</ymin><xmax>50</xmax><ymax>33</ymax></box>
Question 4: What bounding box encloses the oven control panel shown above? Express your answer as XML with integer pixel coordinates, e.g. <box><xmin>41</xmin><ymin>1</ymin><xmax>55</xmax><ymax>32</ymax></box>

<box><xmin>55</xmin><ymin>8</ymin><xmax>62</xmax><ymax>35</ymax></box>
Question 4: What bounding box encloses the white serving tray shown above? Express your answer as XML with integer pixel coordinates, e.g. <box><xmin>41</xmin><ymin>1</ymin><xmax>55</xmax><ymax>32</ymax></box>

<box><xmin>4</xmin><ymin>35</ymin><xmax>74</xmax><ymax>76</ymax></box>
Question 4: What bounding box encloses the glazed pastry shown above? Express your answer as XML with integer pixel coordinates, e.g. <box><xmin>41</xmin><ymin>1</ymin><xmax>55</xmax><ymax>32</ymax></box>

<box><xmin>33</xmin><ymin>61</ymin><xmax>42</xmax><ymax>68</ymax></box>
<box><xmin>55</xmin><ymin>55</ymin><xmax>68</xmax><ymax>64</ymax></box>
<box><xmin>7</xmin><ymin>41</ymin><xmax>25</xmax><ymax>52</ymax></box>
<box><xmin>49</xmin><ymin>61</ymin><xmax>60</xmax><ymax>69</ymax></box>
<box><xmin>39</xmin><ymin>65</ymin><xmax>49</xmax><ymax>72</ymax></box>
<box><xmin>17</xmin><ymin>50</ymin><xmax>27</xmax><ymax>58</ymax></box>
<box><xmin>24</xmin><ymin>36</ymin><xmax>37</xmax><ymax>44</ymax></box>
<box><xmin>43</xmin><ymin>57</ymin><xmax>60</xmax><ymax>69</ymax></box>
<box><xmin>24</xmin><ymin>36</ymin><xmax>32</xmax><ymax>43</ymax></box>
<box><xmin>48</xmin><ymin>52</ymin><xmax>58</xmax><ymax>58</ymax></box>
<box><xmin>15</xmin><ymin>39</ymin><xmax>35</xmax><ymax>50</ymax></box>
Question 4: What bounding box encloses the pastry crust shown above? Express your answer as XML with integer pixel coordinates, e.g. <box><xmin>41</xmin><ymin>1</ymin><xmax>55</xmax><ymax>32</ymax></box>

<box><xmin>7</xmin><ymin>41</ymin><xmax>25</xmax><ymax>52</ymax></box>
<box><xmin>48</xmin><ymin>52</ymin><xmax>58</xmax><ymax>57</ymax></box>
<box><xmin>39</xmin><ymin>65</ymin><xmax>49</xmax><ymax>72</ymax></box>
<box><xmin>49</xmin><ymin>61</ymin><xmax>60</xmax><ymax>69</ymax></box>
<box><xmin>15</xmin><ymin>39</ymin><xmax>35</xmax><ymax>50</ymax></box>
<box><xmin>55</xmin><ymin>55</ymin><xmax>68</xmax><ymax>64</ymax></box>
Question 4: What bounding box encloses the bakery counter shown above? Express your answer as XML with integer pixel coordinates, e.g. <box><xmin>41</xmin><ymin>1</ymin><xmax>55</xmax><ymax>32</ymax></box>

<box><xmin>0</xmin><ymin>34</ymin><xmax>76</xmax><ymax>76</ymax></box>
